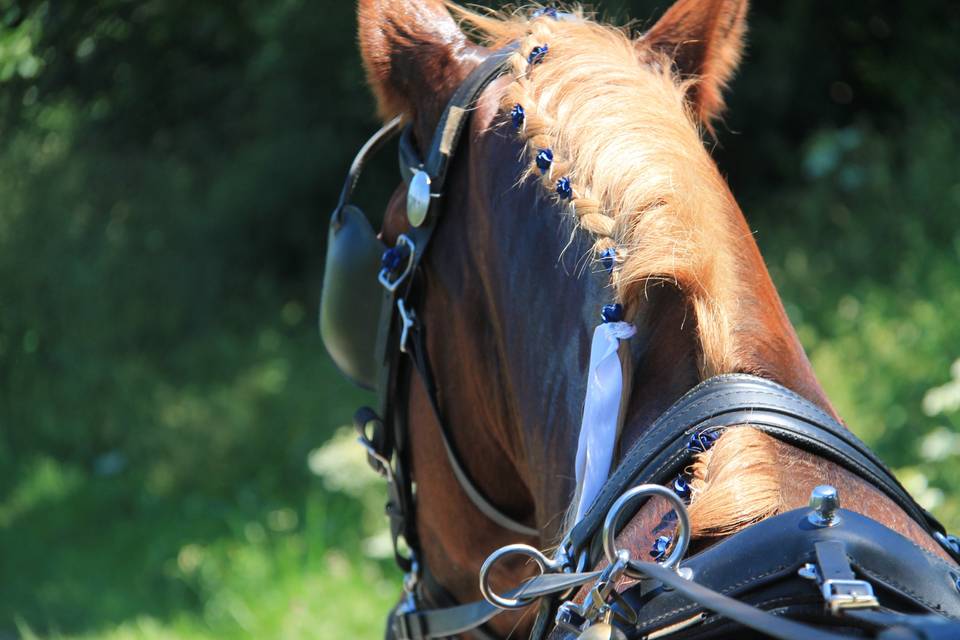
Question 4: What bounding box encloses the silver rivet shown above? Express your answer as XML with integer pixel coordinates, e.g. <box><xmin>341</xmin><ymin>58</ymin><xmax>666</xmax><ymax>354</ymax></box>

<box><xmin>808</xmin><ymin>485</ymin><xmax>841</xmax><ymax>527</ymax></box>
<box><xmin>406</xmin><ymin>170</ymin><xmax>431</xmax><ymax>227</ymax></box>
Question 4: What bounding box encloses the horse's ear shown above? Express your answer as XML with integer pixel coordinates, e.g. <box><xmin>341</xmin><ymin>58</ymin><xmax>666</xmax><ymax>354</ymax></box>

<box><xmin>358</xmin><ymin>0</ymin><xmax>479</xmax><ymax>125</ymax></box>
<box><xmin>639</xmin><ymin>0</ymin><xmax>748</xmax><ymax>127</ymax></box>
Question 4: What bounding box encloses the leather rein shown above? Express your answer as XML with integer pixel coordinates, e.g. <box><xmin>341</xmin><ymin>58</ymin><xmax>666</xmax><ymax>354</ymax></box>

<box><xmin>322</xmin><ymin>44</ymin><xmax>960</xmax><ymax>640</ymax></box>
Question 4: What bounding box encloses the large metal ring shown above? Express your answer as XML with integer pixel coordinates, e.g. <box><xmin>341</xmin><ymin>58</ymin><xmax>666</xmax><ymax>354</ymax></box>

<box><xmin>479</xmin><ymin>544</ymin><xmax>562</xmax><ymax>610</ymax></box>
<box><xmin>602</xmin><ymin>484</ymin><xmax>691</xmax><ymax>577</ymax></box>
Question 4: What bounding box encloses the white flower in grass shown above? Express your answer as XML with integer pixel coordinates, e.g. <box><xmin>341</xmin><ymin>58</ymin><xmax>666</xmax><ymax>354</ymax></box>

<box><xmin>307</xmin><ymin>427</ymin><xmax>380</xmax><ymax>497</ymax></box>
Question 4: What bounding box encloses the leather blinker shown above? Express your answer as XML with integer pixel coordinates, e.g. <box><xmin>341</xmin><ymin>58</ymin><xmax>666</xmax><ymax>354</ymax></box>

<box><xmin>320</xmin><ymin>203</ymin><xmax>386</xmax><ymax>389</ymax></box>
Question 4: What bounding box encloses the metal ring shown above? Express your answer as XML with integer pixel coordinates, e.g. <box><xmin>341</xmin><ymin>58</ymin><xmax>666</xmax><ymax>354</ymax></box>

<box><xmin>377</xmin><ymin>234</ymin><xmax>416</xmax><ymax>293</ymax></box>
<box><xmin>602</xmin><ymin>484</ymin><xmax>691</xmax><ymax>576</ymax></box>
<box><xmin>479</xmin><ymin>543</ymin><xmax>562</xmax><ymax>610</ymax></box>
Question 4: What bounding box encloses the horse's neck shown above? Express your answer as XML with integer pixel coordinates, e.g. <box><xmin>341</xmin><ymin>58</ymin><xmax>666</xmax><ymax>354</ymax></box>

<box><xmin>708</xmin><ymin>199</ymin><xmax>836</xmax><ymax>413</ymax></box>
<box><xmin>620</xmin><ymin>193</ymin><xmax>833</xmax><ymax>441</ymax></box>
<box><xmin>616</xmin><ymin>209</ymin><xmax>949</xmax><ymax>559</ymax></box>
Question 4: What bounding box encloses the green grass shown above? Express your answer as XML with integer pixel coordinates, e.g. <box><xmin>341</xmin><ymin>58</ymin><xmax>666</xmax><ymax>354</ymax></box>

<box><xmin>2</xmin><ymin>421</ymin><xmax>401</xmax><ymax>640</ymax></box>
<box><xmin>0</xmin><ymin>318</ymin><xmax>400</xmax><ymax>639</ymax></box>
<box><xmin>8</xmin><ymin>480</ymin><xmax>400</xmax><ymax>640</ymax></box>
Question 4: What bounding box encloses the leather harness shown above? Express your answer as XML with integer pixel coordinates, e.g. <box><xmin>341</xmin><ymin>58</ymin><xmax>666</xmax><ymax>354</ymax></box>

<box><xmin>319</xmin><ymin>43</ymin><xmax>960</xmax><ymax>640</ymax></box>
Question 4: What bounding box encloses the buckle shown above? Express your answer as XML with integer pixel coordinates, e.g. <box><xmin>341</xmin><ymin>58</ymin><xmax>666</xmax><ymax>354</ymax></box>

<box><xmin>354</xmin><ymin>409</ymin><xmax>393</xmax><ymax>480</ymax></box>
<box><xmin>357</xmin><ymin>435</ymin><xmax>393</xmax><ymax>482</ymax></box>
<box><xmin>391</xmin><ymin>611</ymin><xmax>424</xmax><ymax>640</ymax></box>
<box><xmin>554</xmin><ymin>550</ymin><xmax>637</xmax><ymax>635</ymax></box>
<box><xmin>391</xmin><ymin>557</ymin><xmax>422</xmax><ymax>640</ymax></box>
<box><xmin>397</xmin><ymin>299</ymin><xmax>417</xmax><ymax>354</ymax></box>
<box><xmin>821</xmin><ymin>578</ymin><xmax>878</xmax><ymax>613</ymax></box>
<box><xmin>379</xmin><ymin>234</ymin><xmax>416</xmax><ymax>293</ymax></box>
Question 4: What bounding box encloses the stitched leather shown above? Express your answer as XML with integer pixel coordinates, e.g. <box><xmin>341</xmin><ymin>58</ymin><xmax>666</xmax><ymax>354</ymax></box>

<box><xmin>422</xmin><ymin>42</ymin><xmax>519</xmax><ymax>197</ymax></box>
<box><xmin>617</xmin><ymin>508</ymin><xmax>960</xmax><ymax>639</ymax></box>
<box><xmin>569</xmin><ymin>374</ymin><xmax>945</xmax><ymax>555</ymax></box>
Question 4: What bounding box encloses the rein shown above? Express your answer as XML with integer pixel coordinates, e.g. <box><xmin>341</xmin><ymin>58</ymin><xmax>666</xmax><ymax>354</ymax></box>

<box><xmin>320</xmin><ymin>42</ymin><xmax>960</xmax><ymax>640</ymax></box>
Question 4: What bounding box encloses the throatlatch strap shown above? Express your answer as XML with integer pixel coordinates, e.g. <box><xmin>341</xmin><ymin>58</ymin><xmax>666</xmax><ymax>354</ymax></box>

<box><xmin>407</xmin><ymin>321</ymin><xmax>539</xmax><ymax>538</ymax></box>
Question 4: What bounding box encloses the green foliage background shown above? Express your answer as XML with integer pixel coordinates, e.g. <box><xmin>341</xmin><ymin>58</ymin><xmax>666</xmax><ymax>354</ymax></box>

<box><xmin>0</xmin><ymin>1</ymin><xmax>957</xmax><ymax>638</ymax></box>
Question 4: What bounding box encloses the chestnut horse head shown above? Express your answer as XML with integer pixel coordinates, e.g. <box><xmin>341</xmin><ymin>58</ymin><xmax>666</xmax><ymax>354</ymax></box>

<box><xmin>353</xmin><ymin>0</ymin><xmax>954</xmax><ymax>636</ymax></box>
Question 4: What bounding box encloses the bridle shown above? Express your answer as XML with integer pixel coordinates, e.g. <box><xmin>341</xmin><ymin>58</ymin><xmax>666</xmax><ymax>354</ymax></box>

<box><xmin>320</xmin><ymin>42</ymin><xmax>960</xmax><ymax>640</ymax></box>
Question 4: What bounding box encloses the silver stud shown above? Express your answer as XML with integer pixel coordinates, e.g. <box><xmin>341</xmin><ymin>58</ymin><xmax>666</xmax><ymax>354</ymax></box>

<box><xmin>808</xmin><ymin>485</ymin><xmax>841</xmax><ymax>527</ymax></box>
<box><xmin>406</xmin><ymin>170</ymin><xmax>432</xmax><ymax>227</ymax></box>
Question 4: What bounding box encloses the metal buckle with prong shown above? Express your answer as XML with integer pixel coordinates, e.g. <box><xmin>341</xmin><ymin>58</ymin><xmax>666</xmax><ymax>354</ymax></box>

<box><xmin>379</xmin><ymin>234</ymin><xmax>416</xmax><ymax>293</ymax></box>
<box><xmin>821</xmin><ymin>578</ymin><xmax>879</xmax><ymax>613</ymax></box>
<box><xmin>397</xmin><ymin>299</ymin><xmax>416</xmax><ymax>354</ymax></box>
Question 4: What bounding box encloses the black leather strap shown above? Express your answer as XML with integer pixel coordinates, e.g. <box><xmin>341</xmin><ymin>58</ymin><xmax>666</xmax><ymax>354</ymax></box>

<box><xmin>627</xmin><ymin>562</ymin><xmax>849</xmax><ymax>640</ymax></box>
<box><xmin>383</xmin><ymin>42</ymin><xmax>541</xmax><ymax>640</ymax></box>
<box><xmin>816</xmin><ymin>540</ymin><xmax>857</xmax><ymax>582</ymax></box>
<box><xmin>614</xmin><ymin>508</ymin><xmax>960</xmax><ymax>639</ymax></box>
<box><xmin>335</xmin><ymin>115</ymin><xmax>404</xmax><ymax>217</ymax></box>
<box><xmin>391</xmin><ymin>571</ymin><xmax>602</xmax><ymax>640</ymax></box>
<box><xmin>373</xmin><ymin>41</ymin><xmax>527</xmax><ymax>560</ymax></box>
<box><xmin>568</xmin><ymin>374</ymin><xmax>946</xmax><ymax>557</ymax></box>
<box><xmin>393</xmin><ymin>599</ymin><xmax>500</xmax><ymax>640</ymax></box>
<box><xmin>407</xmin><ymin>319</ymin><xmax>540</xmax><ymax>537</ymax></box>
<box><xmin>422</xmin><ymin>43</ymin><xmax>519</xmax><ymax>195</ymax></box>
<box><xmin>398</xmin><ymin>125</ymin><xmax>421</xmax><ymax>186</ymax></box>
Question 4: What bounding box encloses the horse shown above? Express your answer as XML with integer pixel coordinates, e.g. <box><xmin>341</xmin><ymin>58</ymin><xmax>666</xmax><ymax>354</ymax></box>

<box><xmin>323</xmin><ymin>0</ymin><xmax>960</xmax><ymax>637</ymax></box>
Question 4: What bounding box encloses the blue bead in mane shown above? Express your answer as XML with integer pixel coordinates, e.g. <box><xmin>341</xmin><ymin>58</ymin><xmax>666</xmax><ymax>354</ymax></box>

<box><xmin>535</xmin><ymin>148</ymin><xmax>554</xmax><ymax>173</ymax></box>
<box><xmin>600</xmin><ymin>247</ymin><xmax>617</xmax><ymax>272</ymax></box>
<box><xmin>510</xmin><ymin>103</ymin><xmax>525</xmax><ymax>129</ymax></box>
<box><xmin>601</xmin><ymin>303</ymin><xmax>624</xmax><ymax>323</ymax></box>
<box><xmin>528</xmin><ymin>44</ymin><xmax>549</xmax><ymax>65</ymax></box>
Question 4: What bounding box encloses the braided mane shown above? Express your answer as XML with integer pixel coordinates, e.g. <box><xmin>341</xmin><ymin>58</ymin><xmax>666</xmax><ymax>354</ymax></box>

<box><xmin>453</xmin><ymin>5</ymin><xmax>747</xmax><ymax>378</ymax></box>
<box><xmin>449</xmin><ymin>5</ymin><xmax>792</xmax><ymax>537</ymax></box>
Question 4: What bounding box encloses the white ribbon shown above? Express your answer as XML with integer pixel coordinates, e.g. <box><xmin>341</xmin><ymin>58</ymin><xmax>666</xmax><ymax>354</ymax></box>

<box><xmin>573</xmin><ymin>321</ymin><xmax>636</xmax><ymax>525</ymax></box>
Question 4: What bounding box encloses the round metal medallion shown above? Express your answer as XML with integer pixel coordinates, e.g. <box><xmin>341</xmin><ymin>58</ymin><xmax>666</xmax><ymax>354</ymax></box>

<box><xmin>406</xmin><ymin>170</ymin><xmax>432</xmax><ymax>227</ymax></box>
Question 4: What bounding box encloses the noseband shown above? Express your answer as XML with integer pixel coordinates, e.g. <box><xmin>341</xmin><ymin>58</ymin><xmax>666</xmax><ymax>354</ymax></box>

<box><xmin>321</xmin><ymin>44</ymin><xmax>960</xmax><ymax>640</ymax></box>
